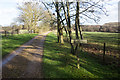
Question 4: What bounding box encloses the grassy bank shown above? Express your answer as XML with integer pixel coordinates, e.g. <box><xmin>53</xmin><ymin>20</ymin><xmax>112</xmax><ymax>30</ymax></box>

<box><xmin>43</xmin><ymin>32</ymin><xmax>119</xmax><ymax>78</ymax></box>
<box><xmin>2</xmin><ymin>33</ymin><xmax>38</xmax><ymax>57</ymax></box>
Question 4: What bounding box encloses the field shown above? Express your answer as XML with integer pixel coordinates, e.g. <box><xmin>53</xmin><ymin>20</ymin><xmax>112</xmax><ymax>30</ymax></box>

<box><xmin>43</xmin><ymin>32</ymin><xmax>119</xmax><ymax>78</ymax></box>
<box><xmin>70</xmin><ymin>31</ymin><xmax>119</xmax><ymax>48</ymax></box>
<box><xmin>69</xmin><ymin>31</ymin><xmax>119</xmax><ymax>63</ymax></box>
<box><xmin>2</xmin><ymin>34</ymin><xmax>38</xmax><ymax>57</ymax></box>
<box><xmin>82</xmin><ymin>32</ymin><xmax>119</xmax><ymax>48</ymax></box>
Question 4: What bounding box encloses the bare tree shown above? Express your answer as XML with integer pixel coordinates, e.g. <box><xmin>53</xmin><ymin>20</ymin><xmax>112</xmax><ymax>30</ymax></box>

<box><xmin>18</xmin><ymin>2</ymin><xmax>44</xmax><ymax>33</ymax></box>
<box><xmin>41</xmin><ymin>0</ymin><xmax>107</xmax><ymax>54</ymax></box>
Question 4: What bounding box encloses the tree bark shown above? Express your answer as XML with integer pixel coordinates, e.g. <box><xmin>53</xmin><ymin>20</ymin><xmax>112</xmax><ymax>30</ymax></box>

<box><xmin>75</xmin><ymin>2</ymin><xmax>79</xmax><ymax>39</ymax></box>
<box><xmin>77</xmin><ymin>2</ymin><xmax>83</xmax><ymax>40</ymax></box>
<box><xmin>56</xmin><ymin>2</ymin><xmax>64</xmax><ymax>44</ymax></box>
<box><xmin>74</xmin><ymin>2</ymin><xmax>80</xmax><ymax>55</ymax></box>
<box><xmin>56</xmin><ymin>2</ymin><xmax>61</xmax><ymax>43</ymax></box>
<box><xmin>5</xmin><ymin>31</ymin><xmax>7</xmax><ymax>37</ymax></box>
<box><xmin>61</xmin><ymin>2</ymin><xmax>69</xmax><ymax>41</ymax></box>
<box><xmin>66</xmin><ymin>2</ymin><xmax>74</xmax><ymax>54</ymax></box>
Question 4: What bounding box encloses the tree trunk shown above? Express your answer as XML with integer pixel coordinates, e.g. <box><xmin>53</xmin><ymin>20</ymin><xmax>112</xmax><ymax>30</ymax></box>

<box><xmin>11</xmin><ymin>27</ymin><xmax>14</xmax><ymax>36</ymax></box>
<box><xmin>67</xmin><ymin>2</ymin><xmax>74</xmax><ymax>54</ymax></box>
<box><xmin>17</xmin><ymin>29</ymin><xmax>19</xmax><ymax>34</ymax></box>
<box><xmin>74</xmin><ymin>2</ymin><xmax>80</xmax><ymax>55</ymax></box>
<box><xmin>34</xmin><ymin>29</ymin><xmax>35</xmax><ymax>33</ymax></box>
<box><xmin>78</xmin><ymin>24</ymin><xmax>83</xmax><ymax>40</ymax></box>
<box><xmin>56</xmin><ymin>2</ymin><xmax>60</xmax><ymax>43</ymax></box>
<box><xmin>75</xmin><ymin>2</ymin><xmax>79</xmax><ymax>39</ymax></box>
<box><xmin>61</xmin><ymin>2</ymin><xmax>69</xmax><ymax>41</ymax></box>
<box><xmin>60</xmin><ymin>28</ymin><xmax>64</xmax><ymax>44</ymax></box>
<box><xmin>56</xmin><ymin>2</ymin><xmax>64</xmax><ymax>44</ymax></box>
<box><xmin>27</xmin><ymin>25</ymin><xmax>30</xmax><ymax>34</ymax></box>
<box><xmin>5</xmin><ymin>31</ymin><xmax>7</xmax><ymax>37</ymax></box>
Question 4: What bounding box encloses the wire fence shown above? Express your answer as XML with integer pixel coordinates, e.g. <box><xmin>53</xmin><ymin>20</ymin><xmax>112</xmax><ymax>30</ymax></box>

<box><xmin>64</xmin><ymin>37</ymin><xmax>119</xmax><ymax>66</ymax></box>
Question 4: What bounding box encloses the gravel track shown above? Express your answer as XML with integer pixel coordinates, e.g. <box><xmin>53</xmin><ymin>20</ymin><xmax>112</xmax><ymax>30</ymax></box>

<box><xmin>1</xmin><ymin>31</ymin><xmax>51</xmax><ymax>78</ymax></box>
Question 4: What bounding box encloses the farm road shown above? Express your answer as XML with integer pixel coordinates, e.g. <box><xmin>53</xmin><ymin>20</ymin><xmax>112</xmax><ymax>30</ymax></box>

<box><xmin>1</xmin><ymin>31</ymin><xmax>51</xmax><ymax>78</ymax></box>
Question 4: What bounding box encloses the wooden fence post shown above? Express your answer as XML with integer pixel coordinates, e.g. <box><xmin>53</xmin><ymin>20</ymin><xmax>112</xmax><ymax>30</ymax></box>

<box><xmin>76</xmin><ymin>44</ymin><xmax>80</xmax><ymax>69</ymax></box>
<box><xmin>77</xmin><ymin>54</ymin><xmax>80</xmax><ymax>69</ymax></box>
<box><xmin>103</xmin><ymin>43</ymin><xmax>106</xmax><ymax>62</ymax></box>
<box><xmin>71</xmin><ymin>39</ymin><xmax>87</xmax><ymax>69</ymax></box>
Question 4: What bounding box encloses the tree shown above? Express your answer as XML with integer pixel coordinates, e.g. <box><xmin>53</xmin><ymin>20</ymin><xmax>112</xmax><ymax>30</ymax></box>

<box><xmin>10</xmin><ymin>22</ymin><xmax>17</xmax><ymax>35</ymax></box>
<box><xmin>55</xmin><ymin>2</ymin><xmax>64</xmax><ymax>43</ymax></box>
<box><xmin>18</xmin><ymin>2</ymin><xmax>44</xmax><ymax>33</ymax></box>
<box><xmin>42</xmin><ymin>0</ymin><xmax>107</xmax><ymax>54</ymax></box>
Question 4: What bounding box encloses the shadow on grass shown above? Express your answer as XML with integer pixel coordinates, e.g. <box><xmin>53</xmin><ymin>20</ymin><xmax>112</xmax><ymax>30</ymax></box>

<box><xmin>2</xmin><ymin>34</ymin><xmax>38</xmax><ymax>57</ymax></box>
<box><xmin>78</xmin><ymin>51</ymin><xmax>119</xmax><ymax>78</ymax></box>
<box><xmin>43</xmin><ymin>32</ymin><xmax>120</xmax><ymax>78</ymax></box>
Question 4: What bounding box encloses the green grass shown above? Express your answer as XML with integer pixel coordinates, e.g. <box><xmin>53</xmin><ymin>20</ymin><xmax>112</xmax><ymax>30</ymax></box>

<box><xmin>2</xmin><ymin>33</ymin><xmax>38</xmax><ymax>57</ymax></box>
<box><xmin>43</xmin><ymin>32</ymin><xmax>119</xmax><ymax>78</ymax></box>
<box><xmin>66</xmin><ymin>31</ymin><xmax>119</xmax><ymax>50</ymax></box>
<box><xmin>82</xmin><ymin>32</ymin><xmax>119</xmax><ymax>47</ymax></box>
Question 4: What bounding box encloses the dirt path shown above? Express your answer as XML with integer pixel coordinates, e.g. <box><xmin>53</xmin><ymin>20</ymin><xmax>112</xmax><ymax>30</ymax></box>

<box><xmin>1</xmin><ymin>31</ymin><xmax>51</xmax><ymax>78</ymax></box>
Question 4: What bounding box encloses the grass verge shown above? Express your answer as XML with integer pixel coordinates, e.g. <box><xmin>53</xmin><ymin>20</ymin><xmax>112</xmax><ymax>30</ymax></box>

<box><xmin>2</xmin><ymin>33</ymin><xmax>38</xmax><ymax>57</ymax></box>
<box><xmin>43</xmin><ymin>32</ymin><xmax>119</xmax><ymax>78</ymax></box>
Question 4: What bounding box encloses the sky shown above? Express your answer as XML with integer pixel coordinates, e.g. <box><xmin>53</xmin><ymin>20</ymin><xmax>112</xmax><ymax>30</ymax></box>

<box><xmin>0</xmin><ymin>0</ymin><xmax>119</xmax><ymax>26</ymax></box>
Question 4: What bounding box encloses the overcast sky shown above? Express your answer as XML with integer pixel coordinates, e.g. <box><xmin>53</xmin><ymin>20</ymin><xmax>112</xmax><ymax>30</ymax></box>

<box><xmin>0</xmin><ymin>0</ymin><xmax>119</xmax><ymax>26</ymax></box>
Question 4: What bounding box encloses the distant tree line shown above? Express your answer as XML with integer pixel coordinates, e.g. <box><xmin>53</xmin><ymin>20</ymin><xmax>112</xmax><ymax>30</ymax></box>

<box><xmin>1</xmin><ymin>25</ymin><xmax>24</xmax><ymax>37</ymax></box>
<box><xmin>76</xmin><ymin>22</ymin><xmax>119</xmax><ymax>33</ymax></box>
